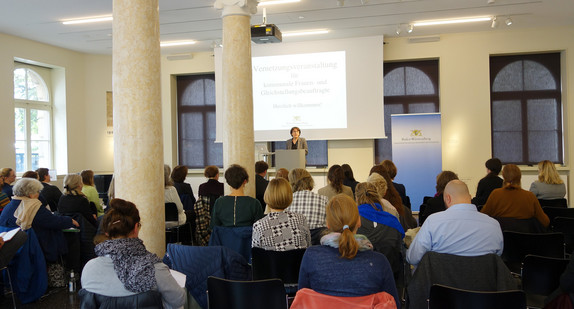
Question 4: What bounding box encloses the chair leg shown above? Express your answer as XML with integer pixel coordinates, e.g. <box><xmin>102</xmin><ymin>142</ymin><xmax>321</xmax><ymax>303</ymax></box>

<box><xmin>2</xmin><ymin>267</ymin><xmax>17</xmax><ymax>309</ymax></box>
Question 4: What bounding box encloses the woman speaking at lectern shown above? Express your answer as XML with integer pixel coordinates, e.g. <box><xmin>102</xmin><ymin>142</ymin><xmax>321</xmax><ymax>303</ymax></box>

<box><xmin>286</xmin><ymin>126</ymin><xmax>308</xmax><ymax>155</ymax></box>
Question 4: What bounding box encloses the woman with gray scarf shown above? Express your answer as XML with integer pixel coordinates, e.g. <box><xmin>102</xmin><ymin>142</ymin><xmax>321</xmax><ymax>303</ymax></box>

<box><xmin>81</xmin><ymin>198</ymin><xmax>186</xmax><ymax>309</ymax></box>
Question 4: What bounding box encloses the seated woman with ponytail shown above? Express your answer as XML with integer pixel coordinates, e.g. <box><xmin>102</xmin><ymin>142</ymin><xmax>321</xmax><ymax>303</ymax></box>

<box><xmin>81</xmin><ymin>198</ymin><xmax>186</xmax><ymax>309</ymax></box>
<box><xmin>297</xmin><ymin>194</ymin><xmax>399</xmax><ymax>306</ymax></box>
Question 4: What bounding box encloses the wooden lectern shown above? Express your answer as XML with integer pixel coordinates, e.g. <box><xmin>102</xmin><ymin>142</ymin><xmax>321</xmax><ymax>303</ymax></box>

<box><xmin>275</xmin><ymin>149</ymin><xmax>306</xmax><ymax>171</ymax></box>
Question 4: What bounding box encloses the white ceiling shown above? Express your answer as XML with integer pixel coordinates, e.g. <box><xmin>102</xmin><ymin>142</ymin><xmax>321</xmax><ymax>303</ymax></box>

<box><xmin>1</xmin><ymin>0</ymin><xmax>573</xmax><ymax>55</ymax></box>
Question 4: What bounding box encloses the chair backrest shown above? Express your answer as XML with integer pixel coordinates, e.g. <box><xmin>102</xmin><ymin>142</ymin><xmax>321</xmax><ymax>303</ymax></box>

<box><xmin>539</xmin><ymin>198</ymin><xmax>568</xmax><ymax>208</ymax></box>
<box><xmin>494</xmin><ymin>217</ymin><xmax>547</xmax><ymax>233</ymax></box>
<box><xmin>543</xmin><ymin>207</ymin><xmax>574</xmax><ymax>225</ymax></box>
<box><xmin>78</xmin><ymin>288</ymin><xmax>163</xmax><ymax>309</ymax></box>
<box><xmin>207</xmin><ymin>276</ymin><xmax>287</xmax><ymax>309</ymax></box>
<box><xmin>428</xmin><ymin>284</ymin><xmax>526</xmax><ymax>309</ymax></box>
<box><xmin>251</xmin><ymin>247</ymin><xmax>306</xmax><ymax>284</ymax></box>
<box><xmin>165</xmin><ymin>202</ymin><xmax>179</xmax><ymax>222</ymax></box>
<box><xmin>521</xmin><ymin>254</ymin><xmax>569</xmax><ymax>296</ymax></box>
<box><xmin>209</xmin><ymin>226</ymin><xmax>253</xmax><ymax>262</ymax></box>
<box><xmin>502</xmin><ymin>231</ymin><xmax>564</xmax><ymax>273</ymax></box>
<box><xmin>552</xmin><ymin>216</ymin><xmax>574</xmax><ymax>254</ymax></box>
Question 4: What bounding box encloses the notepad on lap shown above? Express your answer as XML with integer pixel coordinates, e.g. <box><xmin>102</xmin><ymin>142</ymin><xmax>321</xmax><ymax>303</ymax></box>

<box><xmin>0</xmin><ymin>227</ymin><xmax>21</xmax><ymax>242</ymax></box>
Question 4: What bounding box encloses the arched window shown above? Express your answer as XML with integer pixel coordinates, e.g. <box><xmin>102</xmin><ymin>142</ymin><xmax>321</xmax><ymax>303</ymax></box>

<box><xmin>374</xmin><ymin>60</ymin><xmax>440</xmax><ymax>163</ymax></box>
<box><xmin>490</xmin><ymin>53</ymin><xmax>562</xmax><ymax>164</ymax></box>
<box><xmin>14</xmin><ymin>64</ymin><xmax>53</xmax><ymax>173</ymax></box>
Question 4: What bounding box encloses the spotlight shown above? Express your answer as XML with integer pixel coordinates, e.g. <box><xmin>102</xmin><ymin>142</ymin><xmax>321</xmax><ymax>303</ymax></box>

<box><xmin>337</xmin><ymin>0</ymin><xmax>344</xmax><ymax>7</ymax></box>
<box><xmin>505</xmin><ymin>17</ymin><xmax>513</xmax><ymax>26</ymax></box>
<box><xmin>407</xmin><ymin>24</ymin><xmax>414</xmax><ymax>33</ymax></box>
<box><xmin>395</xmin><ymin>25</ymin><xmax>401</xmax><ymax>35</ymax></box>
<box><xmin>491</xmin><ymin>17</ymin><xmax>498</xmax><ymax>28</ymax></box>
<box><xmin>487</xmin><ymin>0</ymin><xmax>495</xmax><ymax>3</ymax></box>
<box><xmin>361</xmin><ymin>0</ymin><xmax>369</xmax><ymax>4</ymax></box>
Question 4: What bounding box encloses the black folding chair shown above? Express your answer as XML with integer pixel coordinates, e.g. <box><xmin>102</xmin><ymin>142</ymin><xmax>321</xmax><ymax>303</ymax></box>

<box><xmin>207</xmin><ymin>277</ymin><xmax>288</xmax><ymax>309</ymax></box>
<box><xmin>428</xmin><ymin>284</ymin><xmax>526</xmax><ymax>309</ymax></box>
<box><xmin>251</xmin><ymin>247</ymin><xmax>306</xmax><ymax>295</ymax></box>
<box><xmin>501</xmin><ymin>231</ymin><xmax>564</xmax><ymax>274</ymax></box>
<box><xmin>521</xmin><ymin>255</ymin><xmax>569</xmax><ymax>308</ymax></box>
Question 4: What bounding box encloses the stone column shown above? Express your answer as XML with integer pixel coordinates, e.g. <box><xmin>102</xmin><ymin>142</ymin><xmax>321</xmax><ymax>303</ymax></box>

<box><xmin>215</xmin><ymin>0</ymin><xmax>258</xmax><ymax>197</ymax></box>
<box><xmin>112</xmin><ymin>0</ymin><xmax>165</xmax><ymax>256</ymax></box>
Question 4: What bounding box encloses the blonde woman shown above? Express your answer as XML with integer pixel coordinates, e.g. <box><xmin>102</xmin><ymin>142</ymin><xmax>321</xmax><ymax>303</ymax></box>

<box><xmin>297</xmin><ymin>194</ymin><xmax>399</xmax><ymax>306</ymax></box>
<box><xmin>529</xmin><ymin>160</ymin><xmax>566</xmax><ymax>200</ymax></box>
<box><xmin>252</xmin><ymin>178</ymin><xmax>311</xmax><ymax>251</ymax></box>
<box><xmin>81</xmin><ymin>170</ymin><xmax>104</xmax><ymax>217</ymax></box>
<box><xmin>366</xmin><ymin>173</ymin><xmax>399</xmax><ymax>219</ymax></box>
<box><xmin>59</xmin><ymin>174</ymin><xmax>98</xmax><ymax>227</ymax></box>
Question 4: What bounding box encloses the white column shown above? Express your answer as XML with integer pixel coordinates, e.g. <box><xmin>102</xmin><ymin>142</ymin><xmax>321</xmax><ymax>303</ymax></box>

<box><xmin>112</xmin><ymin>0</ymin><xmax>165</xmax><ymax>256</ymax></box>
<box><xmin>215</xmin><ymin>0</ymin><xmax>258</xmax><ymax>197</ymax></box>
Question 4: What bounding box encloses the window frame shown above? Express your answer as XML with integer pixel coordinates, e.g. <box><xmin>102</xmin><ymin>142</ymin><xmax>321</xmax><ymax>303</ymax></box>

<box><xmin>489</xmin><ymin>52</ymin><xmax>563</xmax><ymax>165</ymax></box>
<box><xmin>13</xmin><ymin>63</ymin><xmax>53</xmax><ymax>173</ymax></box>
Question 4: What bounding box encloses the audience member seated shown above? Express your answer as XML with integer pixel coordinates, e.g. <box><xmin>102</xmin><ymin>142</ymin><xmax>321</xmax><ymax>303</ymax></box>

<box><xmin>164</xmin><ymin>164</ymin><xmax>186</xmax><ymax>225</ymax></box>
<box><xmin>286</xmin><ymin>168</ymin><xmax>329</xmax><ymax>244</ymax></box>
<box><xmin>0</xmin><ymin>176</ymin><xmax>10</xmax><ymax>211</ymax></box>
<box><xmin>419</xmin><ymin>170</ymin><xmax>459</xmax><ymax>226</ymax></box>
<box><xmin>529</xmin><ymin>160</ymin><xmax>566</xmax><ymax>200</ymax></box>
<box><xmin>407</xmin><ymin>180</ymin><xmax>503</xmax><ymax>266</ymax></box>
<box><xmin>210</xmin><ymin>164</ymin><xmax>263</xmax><ymax>227</ymax></box>
<box><xmin>1</xmin><ymin>167</ymin><xmax>16</xmax><ymax>199</ymax></box>
<box><xmin>81</xmin><ymin>198</ymin><xmax>186</xmax><ymax>309</ymax></box>
<box><xmin>367</xmin><ymin>173</ymin><xmax>399</xmax><ymax>218</ymax></box>
<box><xmin>0</xmin><ymin>178</ymin><xmax>78</xmax><ymax>263</ymax></box>
<box><xmin>171</xmin><ymin>165</ymin><xmax>197</xmax><ymax>209</ymax></box>
<box><xmin>298</xmin><ymin>194</ymin><xmax>399</xmax><ymax>307</ymax></box>
<box><xmin>81</xmin><ymin>170</ymin><xmax>104</xmax><ymax>217</ymax></box>
<box><xmin>318</xmin><ymin>165</ymin><xmax>354</xmax><ymax>201</ymax></box>
<box><xmin>370</xmin><ymin>165</ymin><xmax>418</xmax><ymax>230</ymax></box>
<box><xmin>255</xmin><ymin>160</ymin><xmax>269</xmax><ymax>211</ymax></box>
<box><xmin>252</xmin><ymin>178</ymin><xmax>311</xmax><ymax>251</ymax></box>
<box><xmin>355</xmin><ymin>182</ymin><xmax>405</xmax><ymax>282</ymax></box>
<box><xmin>481</xmin><ymin>164</ymin><xmax>550</xmax><ymax>228</ymax></box>
<box><xmin>381</xmin><ymin>160</ymin><xmax>411</xmax><ymax>208</ymax></box>
<box><xmin>198</xmin><ymin>165</ymin><xmax>224</xmax><ymax>199</ymax></box>
<box><xmin>341</xmin><ymin>164</ymin><xmax>359</xmax><ymax>195</ymax></box>
<box><xmin>36</xmin><ymin>167</ymin><xmax>62</xmax><ymax>212</ymax></box>
<box><xmin>471</xmin><ymin>158</ymin><xmax>503</xmax><ymax>207</ymax></box>
<box><xmin>59</xmin><ymin>174</ymin><xmax>98</xmax><ymax>228</ymax></box>
<box><xmin>275</xmin><ymin>168</ymin><xmax>289</xmax><ymax>180</ymax></box>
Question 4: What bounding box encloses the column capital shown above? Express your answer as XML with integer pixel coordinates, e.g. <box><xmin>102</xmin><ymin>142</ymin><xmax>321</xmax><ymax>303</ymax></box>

<box><xmin>214</xmin><ymin>0</ymin><xmax>258</xmax><ymax>17</ymax></box>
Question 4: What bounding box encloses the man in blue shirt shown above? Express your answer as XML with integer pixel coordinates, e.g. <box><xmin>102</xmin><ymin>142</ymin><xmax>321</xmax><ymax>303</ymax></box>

<box><xmin>407</xmin><ymin>179</ymin><xmax>503</xmax><ymax>266</ymax></box>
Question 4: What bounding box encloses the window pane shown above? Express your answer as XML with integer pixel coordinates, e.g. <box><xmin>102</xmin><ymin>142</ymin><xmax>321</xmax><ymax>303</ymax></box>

<box><xmin>206</xmin><ymin>141</ymin><xmax>223</xmax><ymax>167</ymax></box>
<box><xmin>31</xmin><ymin>141</ymin><xmax>50</xmax><ymax>171</ymax></box>
<box><xmin>180</xmin><ymin>139</ymin><xmax>204</xmax><ymax>168</ymax></box>
<box><xmin>15</xmin><ymin>140</ymin><xmax>27</xmax><ymax>173</ymax></box>
<box><xmin>528</xmin><ymin>131</ymin><xmax>559</xmax><ymax>163</ymax></box>
<box><xmin>180</xmin><ymin>112</ymin><xmax>204</xmax><ymax>140</ymax></box>
<box><xmin>384</xmin><ymin>68</ymin><xmax>405</xmax><ymax>96</ymax></box>
<box><xmin>14</xmin><ymin>68</ymin><xmax>27</xmax><ymax>100</ymax></box>
<box><xmin>31</xmin><ymin>109</ymin><xmax>51</xmax><ymax>140</ymax></box>
<box><xmin>492</xmin><ymin>132</ymin><xmax>523</xmax><ymax>163</ymax></box>
<box><xmin>181</xmin><ymin>79</ymin><xmax>212</xmax><ymax>106</ymax></box>
<box><xmin>524</xmin><ymin>60</ymin><xmax>557</xmax><ymax>90</ymax></box>
<box><xmin>26</xmin><ymin>69</ymin><xmax>49</xmax><ymax>102</ymax></box>
<box><xmin>409</xmin><ymin>103</ymin><xmax>437</xmax><ymax>113</ymax></box>
<box><xmin>205</xmin><ymin>78</ymin><xmax>216</xmax><ymax>106</ymax></box>
<box><xmin>528</xmin><ymin>99</ymin><xmax>558</xmax><ymax>130</ymax></box>
<box><xmin>15</xmin><ymin>108</ymin><xmax>26</xmax><ymax>141</ymax></box>
<box><xmin>493</xmin><ymin>61</ymin><xmax>523</xmax><ymax>92</ymax></box>
<box><xmin>406</xmin><ymin>67</ymin><xmax>435</xmax><ymax>95</ymax></box>
<box><xmin>492</xmin><ymin>100</ymin><xmax>522</xmax><ymax>131</ymax></box>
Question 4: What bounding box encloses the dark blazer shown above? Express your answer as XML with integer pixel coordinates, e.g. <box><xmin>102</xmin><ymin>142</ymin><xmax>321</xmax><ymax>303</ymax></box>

<box><xmin>255</xmin><ymin>174</ymin><xmax>269</xmax><ymax>209</ymax></box>
<box><xmin>472</xmin><ymin>174</ymin><xmax>503</xmax><ymax>206</ymax></box>
<box><xmin>40</xmin><ymin>182</ymin><xmax>62</xmax><ymax>212</ymax></box>
<box><xmin>198</xmin><ymin>179</ymin><xmax>224</xmax><ymax>198</ymax></box>
<box><xmin>58</xmin><ymin>194</ymin><xmax>98</xmax><ymax>227</ymax></box>
<box><xmin>419</xmin><ymin>194</ymin><xmax>446</xmax><ymax>226</ymax></box>
<box><xmin>173</xmin><ymin>181</ymin><xmax>196</xmax><ymax>208</ymax></box>
<box><xmin>285</xmin><ymin>137</ymin><xmax>308</xmax><ymax>155</ymax></box>
<box><xmin>393</xmin><ymin>182</ymin><xmax>411</xmax><ymax>208</ymax></box>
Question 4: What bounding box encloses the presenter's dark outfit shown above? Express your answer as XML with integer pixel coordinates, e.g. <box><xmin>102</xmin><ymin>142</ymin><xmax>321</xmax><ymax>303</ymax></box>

<box><xmin>286</xmin><ymin>137</ymin><xmax>308</xmax><ymax>155</ymax></box>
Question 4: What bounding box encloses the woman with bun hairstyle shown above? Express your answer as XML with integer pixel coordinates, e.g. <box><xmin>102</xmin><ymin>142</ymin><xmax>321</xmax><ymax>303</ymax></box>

<box><xmin>81</xmin><ymin>198</ymin><xmax>186</xmax><ymax>308</ymax></box>
<box><xmin>318</xmin><ymin>165</ymin><xmax>354</xmax><ymax>201</ymax></box>
<box><xmin>58</xmin><ymin>174</ymin><xmax>98</xmax><ymax>227</ymax></box>
<box><xmin>297</xmin><ymin>194</ymin><xmax>399</xmax><ymax>306</ymax></box>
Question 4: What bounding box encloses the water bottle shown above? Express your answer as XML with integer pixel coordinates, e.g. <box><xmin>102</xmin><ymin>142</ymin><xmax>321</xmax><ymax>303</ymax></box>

<box><xmin>69</xmin><ymin>270</ymin><xmax>76</xmax><ymax>292</ymax></box>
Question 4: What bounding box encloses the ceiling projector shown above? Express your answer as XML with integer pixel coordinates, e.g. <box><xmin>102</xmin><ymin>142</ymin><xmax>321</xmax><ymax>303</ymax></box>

<box><xmin>251</xmin><ymin>24</ymin><xmax>282</xmax><ymax>44</ymax></box>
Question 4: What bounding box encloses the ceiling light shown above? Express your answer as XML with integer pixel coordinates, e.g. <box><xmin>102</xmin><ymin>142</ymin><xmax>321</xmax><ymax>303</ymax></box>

<box><xmin>160</xmin><ymin>40</ymin><xmax>196</xmax><ymax>47</ymax></box>
<box><xmin>62</xmin><ymin>15</ymin><xmax>113</xmax><ymax>25</ymax></box>
<box><xmin>407</xmin><ymin>24</ymin><xmax>414</xmax><ymax>33</ymax></box>
<box><xmin>337</xmin><ymin>0</ymin><xmax>344</xmax><ymax>7</ymax></box>
<box><xmin>395</xmin><ymin>25</ymin><xmax>402</xmax><ymax>35</ymax></box>
<box><xmin>283</xmin><ymin>30</ymin><xmax>329</xmax><ymax>37</ymax></box>
<box><xmin>361</xmin><ymin>0</ymin><xmax>370</xmax><ymax>4</ymax></box>
<box><xmin>487</xmin><ymin>0</ymin><xmax>495</xmax><ymax>4</ymax></box>
<box><xmin>505</xmin><ymin>17</ymin><xmax>513</xmax><ymax>26</ymax></box>
<box><xmin>413</xmin><ymin>16</ymin><xmax>492</xmax><ymax>27</ymax></box>
<box><xmin>258</xmin><ymin>0</ymin><xmax>300</xmax><ymax>5</ymax></box>
<box><xmin>491</xmin><ymin>17</ymin><xmax>498</xmax><ymax>28</ymax></box>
